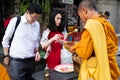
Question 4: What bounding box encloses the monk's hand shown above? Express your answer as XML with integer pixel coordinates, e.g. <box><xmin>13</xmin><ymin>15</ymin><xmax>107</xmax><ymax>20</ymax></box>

<box><xmin>69</xmin><ymin>47</ymin><xmax>75</xmax><ymax>54</ymax></box>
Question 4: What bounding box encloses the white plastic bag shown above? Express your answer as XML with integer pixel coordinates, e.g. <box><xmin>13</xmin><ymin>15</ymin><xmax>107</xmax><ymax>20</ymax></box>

<box><xmin>61</xmin><ymin>46</ymin><xmax>73</xmax><ymax>64</ymax></box>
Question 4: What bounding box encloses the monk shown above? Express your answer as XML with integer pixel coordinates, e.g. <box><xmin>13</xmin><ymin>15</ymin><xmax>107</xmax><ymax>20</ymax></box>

<box><xmin>69</xmin><ymin>0</ymin><xmax>120</xmax><ymax>80</ymax></box>
<box><xmin>0</xmin><ymin>63</ymin><xmax>10</xmax><ymax>80</ymax></box>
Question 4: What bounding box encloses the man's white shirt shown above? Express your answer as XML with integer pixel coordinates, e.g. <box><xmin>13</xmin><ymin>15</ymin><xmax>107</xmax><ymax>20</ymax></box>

<box><xmin>2</xmin><ymin>15</ymin><xmax>40</xmax><ymax>59</ymax></box>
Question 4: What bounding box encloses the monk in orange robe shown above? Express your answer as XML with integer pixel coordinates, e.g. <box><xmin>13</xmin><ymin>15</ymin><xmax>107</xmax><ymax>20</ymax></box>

<box><xmin>69</xmin><ymin>0</ymin><xmax>120</xmax><ymax>80</ymax></box>
<box><xmin>0</xmin><ymin>63</ymin><xmax>10</xmax><ymax>80</ymax></box>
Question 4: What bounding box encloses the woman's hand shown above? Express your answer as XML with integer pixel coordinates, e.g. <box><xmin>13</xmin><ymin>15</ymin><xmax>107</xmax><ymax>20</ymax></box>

<box><xmin>51</xmin><ymin>34</ymin><xmax>63</xmax><ymax>41</ymax></box>
<box><xmin>42</xmin><ymin>34</ymin><xmax>63</xmax><ymax>49</ymax></box>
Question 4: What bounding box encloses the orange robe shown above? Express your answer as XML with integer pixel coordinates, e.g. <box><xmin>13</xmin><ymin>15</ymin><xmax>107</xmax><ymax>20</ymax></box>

<box><xmin>0</xmin><ymin>63</ymin><xmax>10</xmax><ymax>80</ymax></box>
<box><xmin>71</xmin><ymin>17</ymin><xmax>120</xmax><ymax>80</ymax></box>
<box><xmin>95</xmin><ymin>17</ymin><xmax>120</xmax><ymax>80</ymax></box>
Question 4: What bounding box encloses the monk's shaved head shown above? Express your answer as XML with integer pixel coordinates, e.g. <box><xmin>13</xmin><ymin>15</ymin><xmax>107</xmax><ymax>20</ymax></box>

<box><xmin>78</xmin><ymin>0</ymin><xmax>97</xmax><ymax>11</ymax></box>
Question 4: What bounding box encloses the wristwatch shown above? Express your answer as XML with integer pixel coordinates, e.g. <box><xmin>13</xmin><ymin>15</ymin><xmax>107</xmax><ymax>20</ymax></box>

<box><xmin>3</xmin><ymin>55</ymin><xmax>9</xmax><ymax>58</ymax></box>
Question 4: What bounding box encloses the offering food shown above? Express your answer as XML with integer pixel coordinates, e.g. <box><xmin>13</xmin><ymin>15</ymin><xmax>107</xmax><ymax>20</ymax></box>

<box><xmin>63</xmin><ymin>28</ymin><xmax>81</xmax><ymax>50</ymax></box>
<box><xmin>74</xmin><ymin>28</ymin><xmax>78</xmax><ymax>32</ymax></box>
<box><xmin>60</xmin><ymin>67</ymin><xmax>73</xmax><ymax>72</ymax></box>
<box><xmin>54</xmin><ymin>64</ymin><xmax>74</xmax><ymax>73</ymax></box>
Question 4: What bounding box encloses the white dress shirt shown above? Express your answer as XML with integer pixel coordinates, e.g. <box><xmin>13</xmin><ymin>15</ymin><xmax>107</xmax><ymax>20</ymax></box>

<box><xmin>2</xmin><ymin>15</ymin><xmax>40</xmax><ymax>59</ymax></box>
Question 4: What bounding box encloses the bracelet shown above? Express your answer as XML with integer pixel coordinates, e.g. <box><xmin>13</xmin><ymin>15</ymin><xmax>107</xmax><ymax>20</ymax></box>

<box><xmin>4</xmin><ymin>55</ymin><xmax>9</xmax><ymax>58</ymax></box>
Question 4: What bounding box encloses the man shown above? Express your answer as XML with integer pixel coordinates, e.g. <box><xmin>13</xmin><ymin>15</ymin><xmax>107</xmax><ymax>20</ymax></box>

<box><xmin>69</xmin><ymin>0</ymin><xmax>120</xmax><ymax>80</ymax></box>
<box><xmin>2</xmin><ymin>3</ymin><xmax>42</xmax><ymax>80</ymax></box>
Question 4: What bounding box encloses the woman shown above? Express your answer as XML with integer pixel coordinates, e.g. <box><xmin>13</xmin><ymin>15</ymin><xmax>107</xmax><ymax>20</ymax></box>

<box><xmin>41</xmin><ymin>10</ymin><xmax>64</xmax><ymax>69</ymax></box>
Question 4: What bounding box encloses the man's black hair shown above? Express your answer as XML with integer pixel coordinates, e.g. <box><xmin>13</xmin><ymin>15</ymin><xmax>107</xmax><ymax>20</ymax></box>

<box><xmin>48</xmin><ymin>10</ymin><xmax>64</xmax><ymax>32</ymax></box>
<box><xmin>27</xmin><ymin>3</ymin><xmax>42</xmax><ymax>14</ymax></box>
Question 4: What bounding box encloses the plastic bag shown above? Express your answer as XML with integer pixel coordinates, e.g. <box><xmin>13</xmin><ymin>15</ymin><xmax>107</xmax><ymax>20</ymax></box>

<box><xmin>61</xmin><ymin>46</ymin><xmax>73</xmax><ymax>64</ymax></box>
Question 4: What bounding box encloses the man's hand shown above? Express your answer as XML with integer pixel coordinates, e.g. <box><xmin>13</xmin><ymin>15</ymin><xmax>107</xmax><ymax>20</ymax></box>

<box><xmin>35</xmin><ymin>52</ymin><xmax>41</xmax><ymax>61</ymax></box>
<box><xmin>4</xmin><ymin>57</ymin><xmax>10</xmax><ymax>65</ymax></box>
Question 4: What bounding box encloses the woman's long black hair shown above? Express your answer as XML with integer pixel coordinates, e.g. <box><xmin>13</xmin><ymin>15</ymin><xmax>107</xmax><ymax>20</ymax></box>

<box><xmin>48</xmin><ymin>10</ymin><xmax>64</xmax><ymax>32</ymax></box>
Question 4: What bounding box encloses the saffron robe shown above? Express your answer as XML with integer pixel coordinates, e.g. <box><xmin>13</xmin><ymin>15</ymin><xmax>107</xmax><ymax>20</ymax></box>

<box><xmin>71</xmin><ymin>17</ymin><xmax>120</xmax><ymax>80</ymax></box>
<box><xmin>0</xmin><ymin>63</ymin><xmax>10</xmax><ymax>80</ymax></box>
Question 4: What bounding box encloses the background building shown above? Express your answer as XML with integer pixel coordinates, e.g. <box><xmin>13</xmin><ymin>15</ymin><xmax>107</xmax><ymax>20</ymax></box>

<box><xmin>0</xmin><ymin>0</ymin><xmax>120</xmax><ymax>43</ymax></box>
<box><xmin>96</xmin><ymin>0</ymin><xmax>120</xmax><ymax>34</ymax></box>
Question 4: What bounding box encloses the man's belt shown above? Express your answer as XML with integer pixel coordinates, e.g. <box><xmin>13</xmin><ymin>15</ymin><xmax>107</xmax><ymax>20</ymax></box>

<box><xmin>10</xmin><ymin>57</ymin><xmax>35</xmax><ymax>62</ymax></box>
